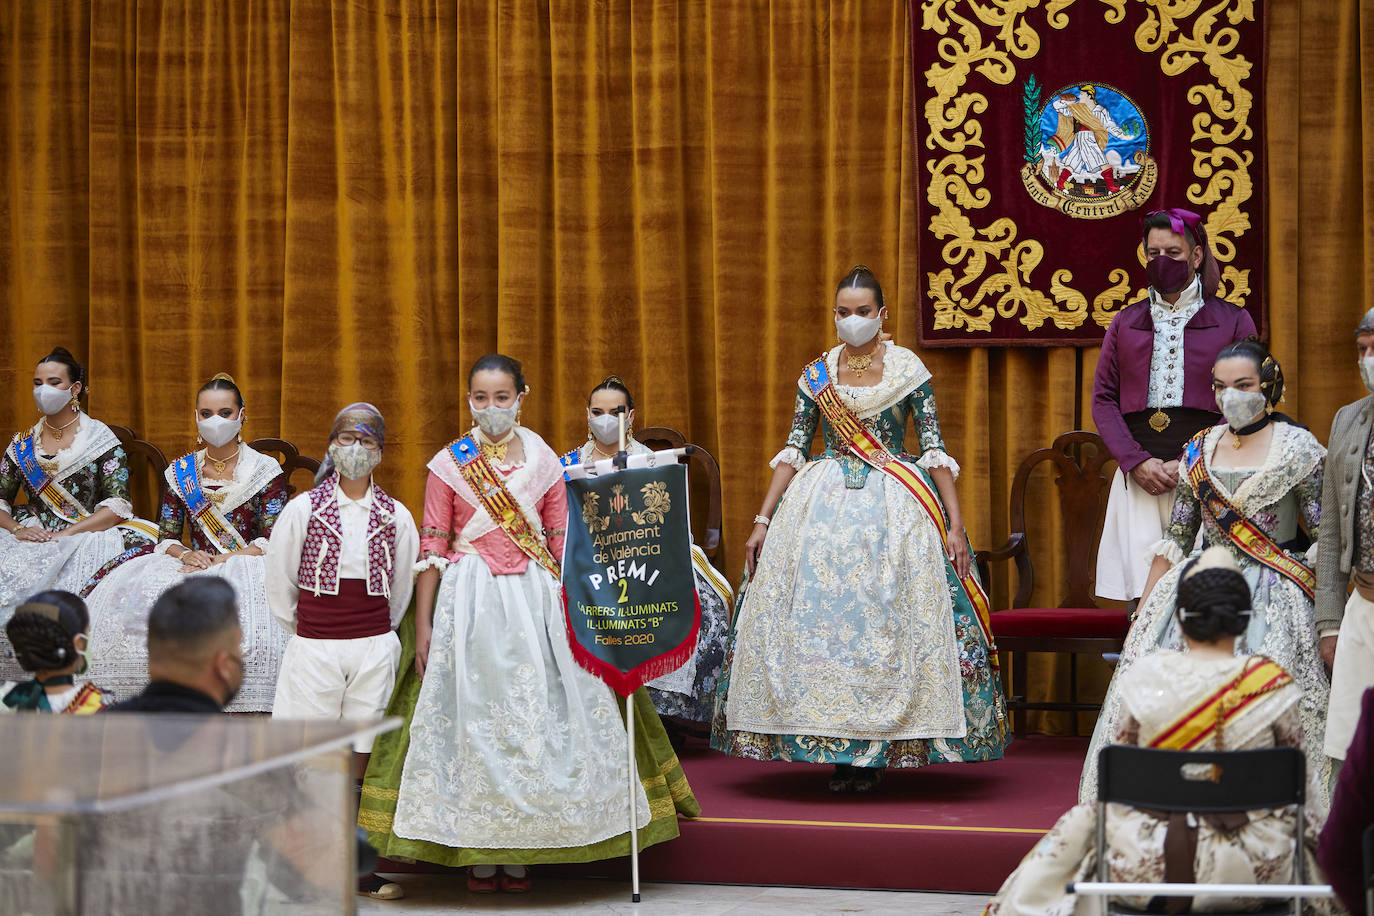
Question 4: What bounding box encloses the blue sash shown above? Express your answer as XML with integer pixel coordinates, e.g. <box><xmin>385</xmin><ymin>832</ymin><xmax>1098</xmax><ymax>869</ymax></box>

<box><xmin>9</xmin><ymin>434</ymin><xmax>87</xmax><ymax>522</ymax></box>
<box><xmin>173</xmin><ymin>454</ymin><xmax>210</xmax><ymax>519</ymax></box>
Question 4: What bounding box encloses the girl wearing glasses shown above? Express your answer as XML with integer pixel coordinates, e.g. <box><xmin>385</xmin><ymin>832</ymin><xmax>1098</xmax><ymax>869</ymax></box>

<box><xmin>265</xmin><ymin>401</ymin><xmax>418</xmax><ymax>901</ymax></box>
<box><xmin>82</xmin><ymin>374</ymin><xmax>291</xmax><ymax>711</ymax></box>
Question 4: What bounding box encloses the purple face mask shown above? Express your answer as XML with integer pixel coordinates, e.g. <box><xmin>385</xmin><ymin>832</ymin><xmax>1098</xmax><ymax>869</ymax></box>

<box><xmin>1145</xmin><ymin>254</ymin><xmax>1193</xmax><ymax>294</ymax></box>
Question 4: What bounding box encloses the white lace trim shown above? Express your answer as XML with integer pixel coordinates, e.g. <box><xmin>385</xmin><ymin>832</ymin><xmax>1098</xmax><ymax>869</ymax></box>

<box><xmin>96</xmin><ymin>497</ymin><xmax>134</xmax><ymax>520</ymax></box>
<box><xmin>0</xmin><ymin>499</ymin><xmax>9</xmax><ymax>516</ymax></box>
<box><xmin>153</xmin><ymin>539</ymin><xmax>182</xmax><ymax>556</ymax></box>
<box><xmin>17</xmin><ymin>414</ymin><xmax>121</xmax><ymax>482</ymax></box>
<box><xmin>798</xmin><ymin>344</ymin><xmax>933</xmax><ymax>419</ymax></box>
<box><xmin>1147</xmin><ymin>538</ymin><xmax>1185</xmax><ymax>565</ymax></box>
<box><xmin>1305</xmin><ymin>543</ymin><xmax>1318</xmax><ymax>566</ymax></box>
<box><xmin>770</xmin><ymin>446</ymin><xmax>806</xmax><ymax>470</ymax></box>
<box><xmin>413</xmin><ymin>554</ymin><xmax>450</xmax><ymax>575</ymax></box>
<box><xmin>1200</xmin><ymin>422</ymin><xmax>1324</xmax><ymax>516</ymax></box>
<box><xmin>915</xmin><ymin>449</ymin><xmax>960</xmax><ymax>479</ymax></box>
<box><xmin>163</xmin><ymin>444</ymin><xmax>282</xmax><ymax>519</ymax></box>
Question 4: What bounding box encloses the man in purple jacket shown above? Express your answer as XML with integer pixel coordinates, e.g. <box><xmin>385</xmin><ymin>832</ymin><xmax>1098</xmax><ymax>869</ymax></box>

<box><xmin>1092</xmin><ymin>208</ymin><xmax>1257</xmax><ymax>611</ymax></box>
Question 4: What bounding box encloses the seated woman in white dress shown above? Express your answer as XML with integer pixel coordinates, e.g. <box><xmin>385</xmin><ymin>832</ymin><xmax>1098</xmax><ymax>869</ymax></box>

<box><xmin>0</xmin><ymin>590</ymin><xmax>112</xmax><ymax>715</ymax></box>
<box><xmin>0</xmin><ymin>348</ymin><xmax>158</xmax><ymax>680</ymax></box>
<box><xmin>562</xmin><ymin>375</ymin><xmax>733</xmax><ymax>728</ymax></box>
<box><xmin>987</xmin><ymin>547</ymin><xmax>1338</xmax><ymax>916</ymax></box>
<box><xmin>84</xmin><ymin>374</ymin><xmax>289</xmax><ymax>712</ymax></box>
<box><xmin>1082</xmin><ymin>341</ymin><xmax>1331</xmax><ymax>802</ymax></box>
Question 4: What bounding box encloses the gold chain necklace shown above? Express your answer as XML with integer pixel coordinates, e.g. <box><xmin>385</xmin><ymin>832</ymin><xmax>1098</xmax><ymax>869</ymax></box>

<box><xmin>590</xmin><ymin>441</ymin><xmax>619</xmax><ymax>460</ymax></box>
<box><xmin>42</xmin><ymin>413</ymin><xmax>80</xmax><ymax>442</ymax></box>
<box><xmin>845</xmin><ymin>340</ymin><xmax>883</xmax><ymax>377</ymax></box>
<box><xmin>205</xmin><ymin>445</ymin><xmax>240</xmax><ymax>476</ymax></box>
<box><xmin>479</xmin><ymin>428</ymin><xmax>517</xmax><ymax>464</ymax></box>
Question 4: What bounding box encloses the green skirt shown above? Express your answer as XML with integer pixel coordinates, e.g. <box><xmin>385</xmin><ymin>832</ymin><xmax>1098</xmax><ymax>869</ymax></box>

<box><xmin>359</xmin><ymin>605</ymin><xmax>700</xmax><ymax>867</ymax></box>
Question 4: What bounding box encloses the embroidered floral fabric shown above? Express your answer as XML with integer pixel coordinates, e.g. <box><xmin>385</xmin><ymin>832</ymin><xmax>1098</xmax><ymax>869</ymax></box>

<box><xmin>988</xmin><ymin>651</ymin><xmax>1338</xmax><ymax>916</ymax></box>
<box><xmin>0</xmin><ymin>443</ymin><xmax>140</xmax><ymax>541</ymax></box>
<box><xmin>713</xmin><ymin>346</ymin><xmax>1007</xmax><ymax>767</ymax></box>
<box><xmin>84</xmin><ymin>459</ymin><xmax>291</xmax><ymax>712</ymax></box>
<box><xmin>1084</xmin><ymin>422</ymin><xmax>1333</xmax><ymax>802</ymax></box>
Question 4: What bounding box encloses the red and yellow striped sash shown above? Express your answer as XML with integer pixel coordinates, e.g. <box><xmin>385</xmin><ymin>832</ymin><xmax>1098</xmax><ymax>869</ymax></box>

<box><xmin>1148</xmin><ymin>657</ymin><xmax>1292</xmax><ymax>751</ymax></box>
<box><xmin>449</xmin><ymin>437</ymin><xmax>561</xmax><ymax>579</ymax></box>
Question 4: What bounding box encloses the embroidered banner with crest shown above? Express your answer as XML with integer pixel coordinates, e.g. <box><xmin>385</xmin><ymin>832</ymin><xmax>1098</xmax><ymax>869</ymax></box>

<box><xmin>911</xmin><ymin>0</ymin><xmax>1265</xmax><ymax>346</ymax></box>
<box><xmin>561</xmin><ymin>463</ymin><xmax>701</xmax><ymax>697</ymax></box>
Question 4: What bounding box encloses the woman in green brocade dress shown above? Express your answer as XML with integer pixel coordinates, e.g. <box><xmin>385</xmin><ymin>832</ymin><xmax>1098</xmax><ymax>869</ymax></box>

<box><xmin>711</xmin><ymin>266</ymin><xmax>1008</xmax><ymax>792</ymax></box>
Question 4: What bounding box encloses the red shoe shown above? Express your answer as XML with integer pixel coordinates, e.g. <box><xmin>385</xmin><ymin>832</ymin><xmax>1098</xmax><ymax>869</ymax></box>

<box><xmin>467</xmin><ymin>869</ymin><xmax>500</xmax><ymax>894</ymax></box>
<box><xmin>500</xmin><ymin>869</ymin><xmax>532</xmax><ymax>894</ymax></box>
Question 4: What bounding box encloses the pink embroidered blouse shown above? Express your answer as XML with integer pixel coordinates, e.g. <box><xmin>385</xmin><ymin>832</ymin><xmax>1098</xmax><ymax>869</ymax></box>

<box><xmin>418</xmin><ymin>429</ymin><xmax>567</xmax><ymax>575</ymax></box>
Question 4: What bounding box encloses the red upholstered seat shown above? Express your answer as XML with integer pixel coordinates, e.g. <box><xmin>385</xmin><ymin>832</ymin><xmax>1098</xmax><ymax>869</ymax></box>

<box><xmin>991</xmin><ymin>607</ymin><xmax>1130</xmax><ymax>640</ymax></box>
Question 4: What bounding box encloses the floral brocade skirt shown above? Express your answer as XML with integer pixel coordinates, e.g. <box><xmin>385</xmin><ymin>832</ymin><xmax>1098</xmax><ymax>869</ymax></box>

<box><xmin>710</xmin><ymin>460</ymin><xmax>1009</xmax><ymax>769</ymax></box>
<box><xmin>360</xmin><ymin>558</ymin><xmax>699</xmax><ymax>867</ymax></box>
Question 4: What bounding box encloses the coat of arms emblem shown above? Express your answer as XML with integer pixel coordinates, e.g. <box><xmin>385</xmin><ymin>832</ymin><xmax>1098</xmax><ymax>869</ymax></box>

<box><xmin>1019</xmin><ymin>78</ymin><xmax>1157</xmax><ymax>219</ymax></box>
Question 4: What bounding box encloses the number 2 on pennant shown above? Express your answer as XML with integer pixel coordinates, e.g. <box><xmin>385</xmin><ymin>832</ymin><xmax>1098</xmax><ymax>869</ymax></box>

<box><xmin>617</xmin><ymin>577</ymin><xmax>629</xmax><ymax>604</ymax></box>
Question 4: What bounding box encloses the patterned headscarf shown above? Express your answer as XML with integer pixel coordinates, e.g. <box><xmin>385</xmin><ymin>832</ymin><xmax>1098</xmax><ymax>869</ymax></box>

<box><xmin>1357</xmin><ymin>307</ymin><xmax>1374</xmax><ymax>337</ymax></box>
<box><xmin>315</xmin><ymin>402</ymin><xmax>386</xmax><ymax>484</ymax></box>
<box><xmin>1142</xmin><ymin>207</ymin><xmax>1221</xmax><ymax>299</ymax></box>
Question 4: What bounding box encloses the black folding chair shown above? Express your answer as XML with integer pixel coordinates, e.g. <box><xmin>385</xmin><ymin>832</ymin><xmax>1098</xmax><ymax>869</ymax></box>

<box><xmin>1071</xmin><ymin>745</ymin><xmax>1331</xmax><ymax>915</ymax></box>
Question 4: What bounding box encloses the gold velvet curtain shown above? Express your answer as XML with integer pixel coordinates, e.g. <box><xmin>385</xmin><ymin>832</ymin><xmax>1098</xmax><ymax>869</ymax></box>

<box><xmin>0</xmin><ymin>1</ymin><xmax>1367</xmax><ymax>733</ymax></box>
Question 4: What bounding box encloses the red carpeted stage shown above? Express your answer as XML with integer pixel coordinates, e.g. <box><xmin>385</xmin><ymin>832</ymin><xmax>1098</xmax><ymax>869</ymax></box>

<box><xmin>568</xmin><ymin>735</ymin><xmax>1089</xmax><ymax>894</ymax></box>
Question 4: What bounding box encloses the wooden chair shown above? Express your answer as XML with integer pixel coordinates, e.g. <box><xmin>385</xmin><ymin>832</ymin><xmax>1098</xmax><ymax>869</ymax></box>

<box><xmin>248</xmin><ymin>438</ymin><xmax>321</xmax><ymax>497</ymax></box>
<box><xmin>975</xmin><ymin>430</ymin><xmax>1129</xmax><ymax>738</ymax></box>
<box><xmin>107</xmin><ymin>424</ymin><xmax>170</xmax><ymax>521</ymax></box>
<box><xmin>636</xmin><ymin>426</ymin><xmax>724</xmax><ymax>563</ymax></box>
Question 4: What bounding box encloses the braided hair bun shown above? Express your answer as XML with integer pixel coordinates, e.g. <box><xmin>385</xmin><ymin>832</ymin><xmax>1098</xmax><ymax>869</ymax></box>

<box><xmin>6</xmin><ymin>591</ymin><xmax>88</xmax><ymax>672</ymax></box>
<box><xmin>1175</xmin><ymin>546</ymin><xmax>1251</xmax><ymax>642</ymax></box>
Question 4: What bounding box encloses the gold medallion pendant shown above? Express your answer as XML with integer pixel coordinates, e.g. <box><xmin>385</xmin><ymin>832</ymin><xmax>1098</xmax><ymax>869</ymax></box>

<box><xmin>1149</xmin><ymin>409</ymin><xmax>1171</xmax><ymax>433</ymax></box>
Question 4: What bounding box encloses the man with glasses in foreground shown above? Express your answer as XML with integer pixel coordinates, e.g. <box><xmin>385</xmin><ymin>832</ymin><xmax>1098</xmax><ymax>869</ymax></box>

<box><xmin>264</xmin><ymin>402</ymin><xmax>417</xmax><ymax>901</ymax></box>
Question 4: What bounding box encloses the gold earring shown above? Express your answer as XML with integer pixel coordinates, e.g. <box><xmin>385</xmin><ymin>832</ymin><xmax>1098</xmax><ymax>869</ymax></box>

<box><xmin>197</xmin><ymin>434</ymin><xmax>203</xmax><ymax>446</ymax></box>
<box><xmin>70</xmin><ymin>393</ymin><xmax>79</xmax><ymax>412</ymax></box>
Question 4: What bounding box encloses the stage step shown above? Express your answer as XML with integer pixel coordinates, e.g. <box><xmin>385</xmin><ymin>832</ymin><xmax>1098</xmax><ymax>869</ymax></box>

<box><xmin>380</xmin><ymin>736</ymin><xmax>1087</xmax><ymax>895</ymax></box>
<box><xmin>569</xmin><ymin>735</ymin><xmax>1086</xmax><ymax>894</ymax></box>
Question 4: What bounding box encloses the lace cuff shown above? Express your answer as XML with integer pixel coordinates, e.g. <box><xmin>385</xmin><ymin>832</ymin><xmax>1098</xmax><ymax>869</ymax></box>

<box><xmin>153</xmin><ymin>539</ymin><xmax>185</xmax><ymax>556</ymax></box>
<box><xmin>95</xmin><ymin>497</ymin><xmax>134</xmax><ymax>520</ymax></box>
<box><xmin>1319</xmin><ymin>624</ymin><xmax>1340</xmax><ymax>639</ymax></box>
<box><xmin>915</xmin><ymin>449</ymin><xmax>960</xmax><ymax>480</ymax></box>
<box><xmin>1304</xmin><ymin>543</ymin><xmax>1319</xmax><ymax>566</ymax></box>
<box><xmin>413</xmin><ymin>554</ymin><xmax>450</xmax><ymax>575</ymax></box>
<box><xmin>1146</xmin><ymin>538</ymin><xmax>1186</xmax><ymax>566</ymax></box>
<box><xmin>0</xmin><ymin>499</ymin><xmax>9</xmax><ymax>516</ymax></box>
<box><xmin>769</xmin><ymin>447</ymin><xmax>806</xmax><ymax>471</ymax></box>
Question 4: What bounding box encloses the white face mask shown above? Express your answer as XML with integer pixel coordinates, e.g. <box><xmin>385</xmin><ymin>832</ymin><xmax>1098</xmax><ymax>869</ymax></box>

<box><xmin>588</xmin><ymin>413</ymin><xmax>623</xmax><ymax>446</ymax></box>
<box><xmin>33</xmin><ymin>383</ymin><xmax>74</xmax><ymax>416</ymax></box>
<box><xmin>471</xmin><ymin>398</ymin><xmax>520</xmax><ymax>439</ymax></box>
<box><xmin>1216</xmin><ymin>387</ymin><xmax>1268</xmax><ymax>430</ymax></box>
<box><xmin>327</xmin><ymin>442</ymin><xmax>381</xmax><ymax>480</ymax></box>
<box><xmin>1360</xmin><ymin>356</ymin><xmax>1374</xmax><ymax>395</ymax></box>
<box><xmin>835</xmin><ymin>311</ymin><xmax>884</xmax><ymax>348</ymax></box>
<box><xmin>196</xmin><ymin>411</ymin><xmax>243</xmax><ymax>448</ymax></box>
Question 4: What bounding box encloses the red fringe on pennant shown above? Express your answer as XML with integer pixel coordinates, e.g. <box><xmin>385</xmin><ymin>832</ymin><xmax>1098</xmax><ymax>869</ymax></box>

<box><xmin>562</xmin><ymin>586</ymin><xmax>703</xmax><ymax>698</ymax></box>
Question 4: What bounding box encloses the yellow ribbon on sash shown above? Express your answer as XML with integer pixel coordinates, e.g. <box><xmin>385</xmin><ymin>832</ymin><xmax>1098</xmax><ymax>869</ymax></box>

<box><xmin>1149</xmin><ymin>657</ymin><xmax>1292</xmax><ymax>751</ymax></box>
<box><xmin>449</xmin><ymin>437</ymin><xmax>561</xmax><ymax>579</ymax></box>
